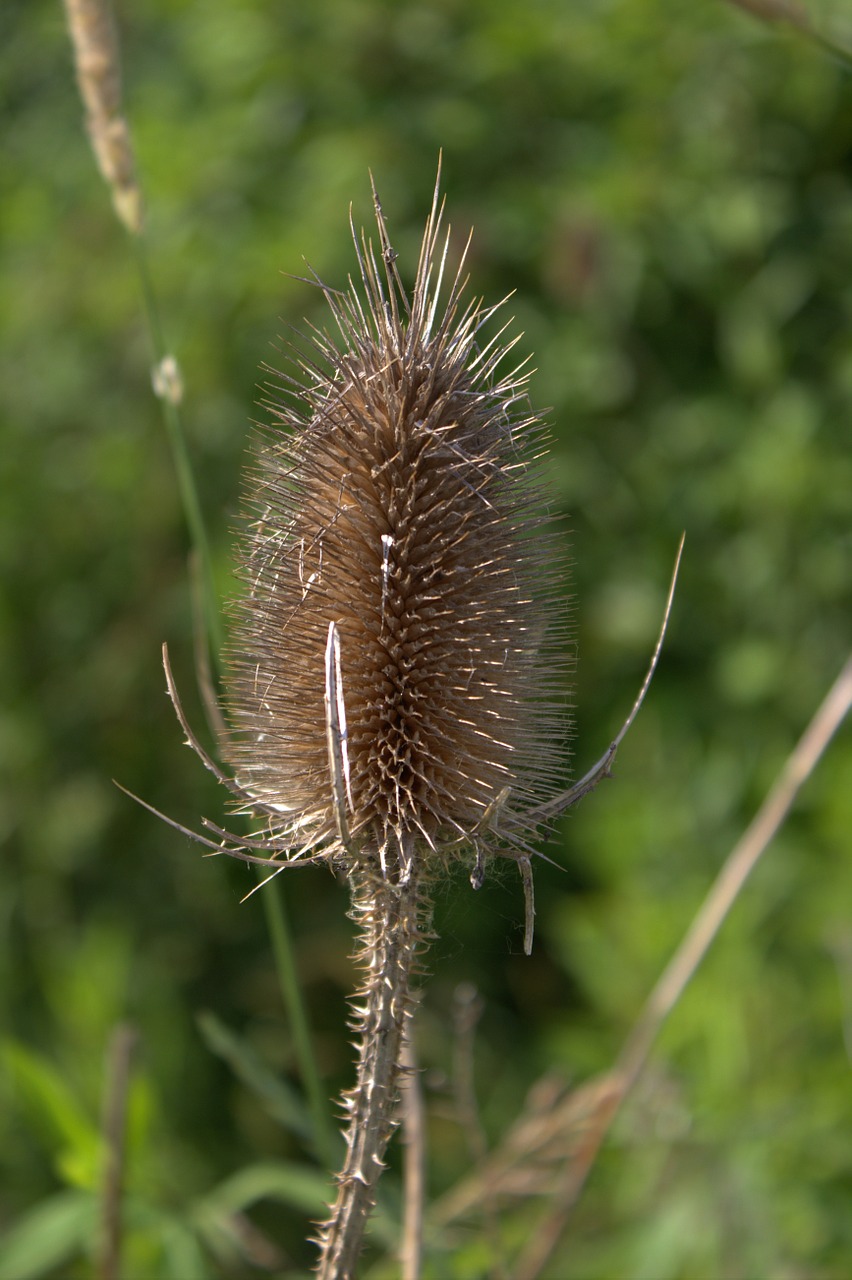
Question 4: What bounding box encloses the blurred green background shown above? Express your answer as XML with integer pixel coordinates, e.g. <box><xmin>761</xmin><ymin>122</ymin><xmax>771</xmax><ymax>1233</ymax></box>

<box><xmin>2</xmin><ymin>0</ymin><xmax>851</xmax><ymax>1276</ymax></box>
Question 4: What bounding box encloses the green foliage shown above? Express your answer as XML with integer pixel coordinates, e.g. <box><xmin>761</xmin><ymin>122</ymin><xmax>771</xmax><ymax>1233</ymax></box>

<box><xmin>2</xmin><ymin>0</ymin><xmax>850</xmax><ymax>1275</ymax></box>
<box><xmin>196</xmin><ymin>1013</ymin><xmax>315</xmax><ymax>1145</ymax></box>
<box><xmin>0</xmin><ymin>1192</ymin><xmax>97</xmax><ymax>1280</ymax></box>
<box><xmin>2</xmin><ymin>1041</ymin><xmax>101</xmax><ymax>1190</ymax></box>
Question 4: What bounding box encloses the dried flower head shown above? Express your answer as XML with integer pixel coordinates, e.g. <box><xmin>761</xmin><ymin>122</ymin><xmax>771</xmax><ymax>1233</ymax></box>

<box><xmin>221</xmin><ymin>177</ymin><xmax>571</xmax><ymax>883</ymax></box>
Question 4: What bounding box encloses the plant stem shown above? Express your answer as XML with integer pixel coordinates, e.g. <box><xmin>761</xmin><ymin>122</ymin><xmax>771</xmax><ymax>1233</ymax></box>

<box><xmin>316</xmin><ymin>861</ymin><xmax>428</xmax><ymax>1279</ymax></box>
<box><xmin>399</xmin><ymin>1026</ymin><xmax>426</xmax><ymax>1280</ymax></box>
<box><xmin>258</xmin><ymin>872</ymin><xmax>337</xmax><ymax>1171</ymax></box>
<box><xmin>97</xmin><ymin>1024</ymin><xmax>137</xmax><ymax>1280</ymax></box>
<box><xmin>129</xmin><ymin>233</ymin><xmax>224</xmax><ymax>669</ymax></box>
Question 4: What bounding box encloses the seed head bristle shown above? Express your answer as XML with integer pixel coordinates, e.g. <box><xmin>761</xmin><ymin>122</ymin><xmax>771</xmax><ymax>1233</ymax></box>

<box><xmin>225</xmin><ymin>179</ymin><xmax>572</xmax><ymax>877</ymax></box>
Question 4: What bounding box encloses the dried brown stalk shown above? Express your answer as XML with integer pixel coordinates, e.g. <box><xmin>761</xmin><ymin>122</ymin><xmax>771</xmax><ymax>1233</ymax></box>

<box><xmin>515</xmin><ymin>652</ymin><xmax>852</xmax><ymax>1280</ymax></box>
<box><xmin>399</xmin><ymin>1025</ymin><xmax>426</xmax><ymax>1280</ymax></box>
<box><xmin>97</xmin><ymin>1023</ymin><xmax>137</xmax><ymax>1280</ymax></box>
<box><xmin>451</xmin><ymin>984</ymin><xmax>509</xmax><ymax>1280</ymax></box>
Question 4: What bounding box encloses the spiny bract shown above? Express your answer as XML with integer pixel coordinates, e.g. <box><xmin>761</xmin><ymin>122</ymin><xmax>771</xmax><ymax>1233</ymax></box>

<box><xmin>224</xmin><ymin>179</ymin><xmax>572</xmax><ymax>878</ymax></box>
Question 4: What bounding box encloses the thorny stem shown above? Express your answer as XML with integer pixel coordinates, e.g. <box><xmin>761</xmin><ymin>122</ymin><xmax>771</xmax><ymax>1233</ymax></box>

<box><xmin>316</xmin><ymin>859</ymin><xmax>429</xmax><ymax>1280</ymax></box>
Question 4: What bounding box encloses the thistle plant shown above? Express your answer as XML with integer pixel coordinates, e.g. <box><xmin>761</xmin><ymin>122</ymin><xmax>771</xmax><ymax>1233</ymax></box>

<box><xmin>167</xmin><ymin>177</ymin><xmax>574</xmax><ymax>1275</ymax></box>
<box><xmin>225</xmin><ymin>182</ymin><xmax>572</xmax><ymax>873</ymax></box>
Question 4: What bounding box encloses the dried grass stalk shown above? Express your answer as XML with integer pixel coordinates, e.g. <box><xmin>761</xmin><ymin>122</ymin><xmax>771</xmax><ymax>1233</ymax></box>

<box><xmin>63</xmin><ymin>0</ymin><xmax>143</xmax><ymax>234</ymax></box>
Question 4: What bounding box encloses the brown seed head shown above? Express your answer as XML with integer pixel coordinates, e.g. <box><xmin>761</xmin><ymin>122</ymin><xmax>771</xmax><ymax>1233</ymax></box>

<box><xmin>225</xmin><ymin>179</ymin><xmax>572</xmax><ymax>878</ymax></box>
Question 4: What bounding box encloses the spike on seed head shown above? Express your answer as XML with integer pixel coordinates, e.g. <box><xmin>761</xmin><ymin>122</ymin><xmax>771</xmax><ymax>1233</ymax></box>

<box><xmin>224</xmin><ymin>176</ymin><xmax>572</xmax><ymax>879</ymax></box>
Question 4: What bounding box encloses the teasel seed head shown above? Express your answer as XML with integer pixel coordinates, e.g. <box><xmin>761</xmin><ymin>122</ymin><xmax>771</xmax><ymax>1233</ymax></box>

<box><xmin>225</xmin><ymin>177</ymin><xmax>572</xmax><ymax>881</ymax></box>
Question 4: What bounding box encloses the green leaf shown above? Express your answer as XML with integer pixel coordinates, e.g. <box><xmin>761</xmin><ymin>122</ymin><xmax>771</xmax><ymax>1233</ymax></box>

<box><xmin>120</xmin><ymin>1201</ymin><xmax>214</xmax><ymax>1280</ymax></box>
<box><xmin>156</xmin><ymin>1219</ymin><xmax>212</xmax><ymax>1280</ymax></box>
<box><xmin>2</xmin><ymin>1041</ymin><xmax>100</xmax><ymax>1188</ymax></box>
<box><xmin>196</xmin><ymin>1012</ymin><xmax>313</xmax><ymax>1142</ymax></box>
<box><xmin>192</xmin><ymin>1163</ymin><xmax>332</xmax><ymax>1274</ymax></box>
<box><xmin>202</xmin><ymin>1160</ymin><xmax>332</xmax><ymax>1217</ymax></box>
<box><xmin>0</xmin><ymin>1190</ymin><xmax>95</xmax><ymax>1280</ymax></box>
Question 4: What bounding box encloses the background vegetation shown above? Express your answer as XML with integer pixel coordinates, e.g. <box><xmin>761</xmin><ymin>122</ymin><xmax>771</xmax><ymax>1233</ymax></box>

<box><xmin>2</xmin><ymin>0</ymin><xmax>851</xmax><ymax>1276</ymax></box>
